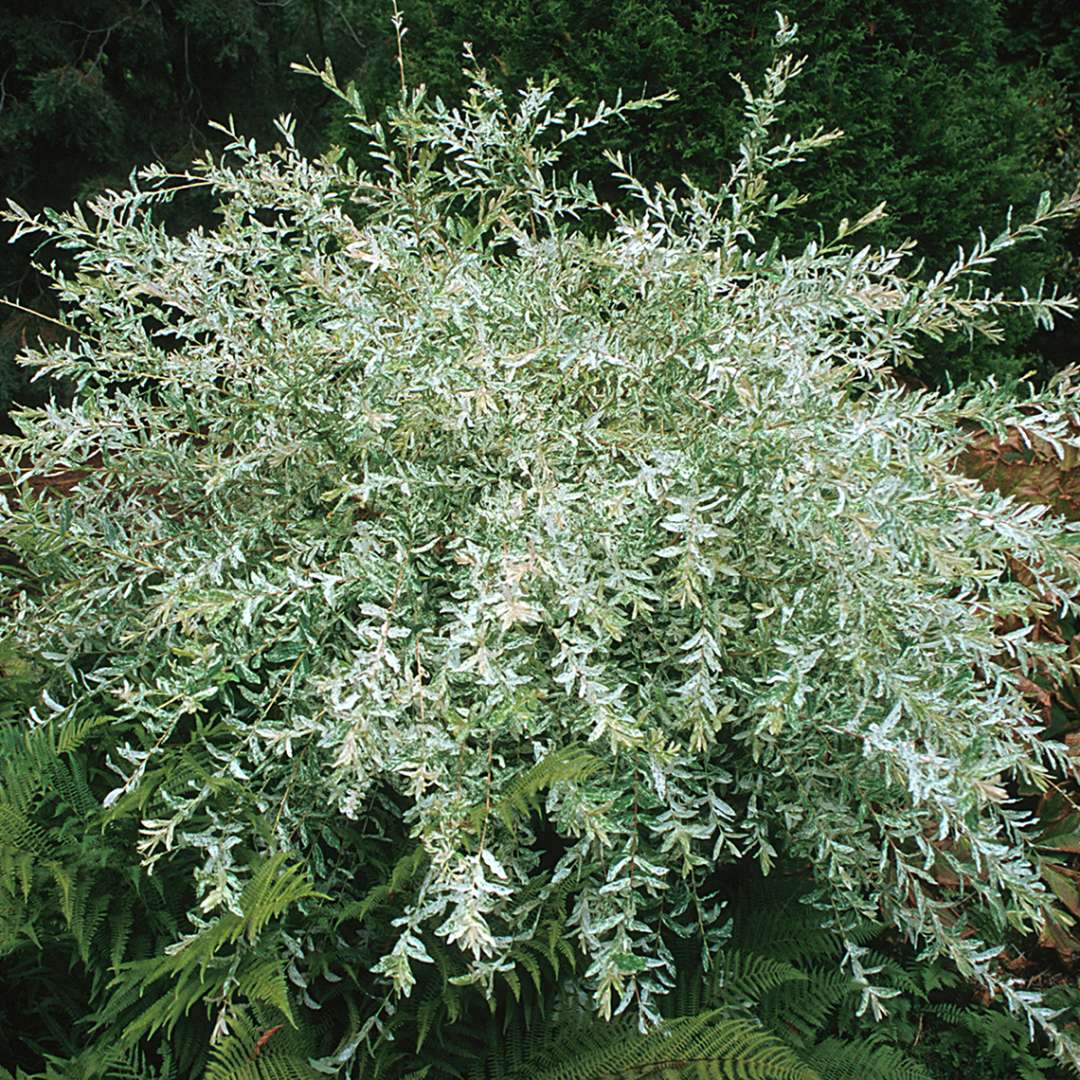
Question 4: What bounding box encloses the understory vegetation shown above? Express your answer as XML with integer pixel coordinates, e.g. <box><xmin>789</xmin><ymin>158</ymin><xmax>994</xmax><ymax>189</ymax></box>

<box><xmin>4</xmin><ymin>12</ymin><xmax>1080</xmax><ymax>1079</ymax></box>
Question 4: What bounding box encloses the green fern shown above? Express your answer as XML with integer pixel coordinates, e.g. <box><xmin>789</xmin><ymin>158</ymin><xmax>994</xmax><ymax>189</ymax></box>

<box><xmin>488</xmin><ymin>746</ymin><xmax>601</xmax><ymax>834</ymax></box>
<box><xmin>525</xmin><ymin>1013</ymin><xmax>818</xmax><ymax>1080</ymax></box>
<box><xmin>802</xmin><ymin>1038</ymin><xmax>933</xmax><ymax>1080</ymax></box>
<box><xmin>336</xmin><ymin>873</ymin><xmax>944</xmax><ymax>1080</ymax></box>
<box><xmin>334</xmin><ymin>845</ymin><xmax>428</xmax><ymax>929</ymax></box>
<box><xmin>205</xmin><ymin>1004</ymin><xmax>323</xmax><ymax>1080</ymax></box>
<box><xmin>98</xmin><ymin>854</ymin><xmax>322</xmax><ymax>1049</ymax></box>
<box><xmin>0</xmin><ymin>686</ymin><xmax>328</xmax><ymax>1076</ymax></box>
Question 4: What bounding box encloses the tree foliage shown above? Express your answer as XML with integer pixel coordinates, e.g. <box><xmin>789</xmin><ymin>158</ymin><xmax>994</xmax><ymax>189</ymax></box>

<box><xmin>3</xmin><ymin>15</ymin><xmax>1080</xmax><ymax>1075</ymax></box>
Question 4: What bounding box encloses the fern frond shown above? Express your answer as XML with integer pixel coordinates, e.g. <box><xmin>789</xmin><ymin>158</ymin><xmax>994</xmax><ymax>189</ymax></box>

<box><xmin>460</xmin><ymin>1007</ymin><xmax>819</xmax><ymax>1080</ymax></box>
<box><xmin>726</xmin><ymin>882</ymin><xmax>846</xmax><ymax>970</ymax></box>
<box><xmin>708</xmin><ymin>951</ymin><xmax>809</xmax><ymax>1009</ymax></box>
<box><xmin>755</xmin><ymin>968</ymin><xmax>854</xmax><ymax>1046</ymax></box>
<box><xmin>99</xmin><ymin>855</ymin><xmax>319</xmax><ymax>1051</ymax></box>
<box><xmin>0</xmin><ymin>804</ymin><xmax>53</xmax><ymax>862</ymax></box>
<box><xmin>490</xmin><ymin>747</ymin><xmax>600</xmax><ymax>833</ymax></box>
<box><xmin>525</xmin><ymin>1012</ymin><xmax>819</xmax><ymax>1080</ymax></box>
<box><xmin>94</xmin><ymin>1043</ymin><xmax>181</xmax><ymax>1079</ymax></box>
<box><xmin>237</xmin><ymin>854</ymin><xmax>324</xmax><ymax>944</ymax></box>
<box><xmin>236</xmin><ymin>956</ymin><xmax>298</xmax><ymax>1027</ymax></box>
<box><xmin>334</xmin><ymin>845</ymin><xmax>427</xmax><ymax>928</ymax></box>
<box><xmin>802</xmin><ymin>1037</ymin><xmax>934</xmax><ymax>1080</ymax></box>
<box><xmin>204</xmin><ymin>1005</ymin><xmax>321</xmax><ymax>1080</ymax></box>
<box><xmin>67</xmin><ymin>874</ymin><xmax>111</xmax><ymax>963</ymax></box>
<box><xmin>108</xmin><ymin>896</ymin><xmax>136</xmax><ymax>972</ymax></box>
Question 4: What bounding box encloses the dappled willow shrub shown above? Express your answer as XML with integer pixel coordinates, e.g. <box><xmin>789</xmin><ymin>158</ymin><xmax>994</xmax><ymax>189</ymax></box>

<box><xmin>3</xmin><ymin>15</ymin><xmax>1080</xmax><ymax>1072</ymax></box>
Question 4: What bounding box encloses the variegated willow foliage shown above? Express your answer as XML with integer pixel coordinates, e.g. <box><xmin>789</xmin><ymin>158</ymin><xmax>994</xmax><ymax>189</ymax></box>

<box><xmin>4</xmin><ymin>13</ymin><xmax>1080</xmax><ymax>1074</ymax></box>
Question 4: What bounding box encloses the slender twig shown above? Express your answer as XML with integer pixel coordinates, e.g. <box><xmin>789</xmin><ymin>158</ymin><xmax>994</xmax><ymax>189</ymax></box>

<box><xmin>391</xmin><ymin>0</ymin><xmax>407</xmax><ymax>99</ymax></box>
<box><xmin>0</xmin><ymin>296</ymin><xmax>81</xmax><ymax>336</ymax></box>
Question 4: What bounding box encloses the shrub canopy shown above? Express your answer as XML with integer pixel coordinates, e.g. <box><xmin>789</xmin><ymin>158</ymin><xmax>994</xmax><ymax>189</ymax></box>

<box><xmin>3</xmin><ymin>16</ymin><xmax>1080</xmax><ymax>1070</ymax></box>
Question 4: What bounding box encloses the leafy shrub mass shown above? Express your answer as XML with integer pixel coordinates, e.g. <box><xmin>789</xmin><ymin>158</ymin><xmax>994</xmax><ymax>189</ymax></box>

<box><xmin>3</xmin><ymin>16</ymin><xmax>1080</xmax><ymax>1077</ymax></box>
